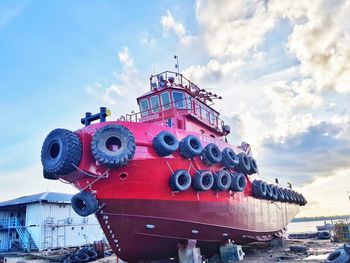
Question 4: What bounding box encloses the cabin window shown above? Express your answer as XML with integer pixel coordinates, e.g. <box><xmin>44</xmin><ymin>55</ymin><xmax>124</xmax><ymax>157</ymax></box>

<box><xmin>160</xmin><ymin>92</ymin><xmax>171</xmax><ymax>110</ymax></box>
<box><xmin>209</xmin><ymin>112</ymin><xmax>218</xmax><ymax>126</ymax></box>
<box><xmin>150</xmin><ymin>95</ymin><xmax>160</xmax><ymax>113</ymax></box>
<box><xmin>139</xmin><ymin>99</ymin><xmax>150</xmax><ymax>117</ymax></box>
<box><xmin>201</xmin><ymin>105</ymin><xmax>210</xmax><ymax>122</ymax></box>
<box><xmin>185</xmin><ymin>94</ymin><xmax>192</xmax><ymax>109</ymax></box>
<box><xmin>172</xmin><ymin>91</ymin><xmax>185</xmax><ymax>109</ymax></box>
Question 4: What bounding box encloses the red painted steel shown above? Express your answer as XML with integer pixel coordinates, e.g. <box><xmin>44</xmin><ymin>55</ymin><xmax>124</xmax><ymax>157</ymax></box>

<box><xmin>54</xmin><ymin>72</ymin><xmax>300</xmax><ymax>261</ymax></box>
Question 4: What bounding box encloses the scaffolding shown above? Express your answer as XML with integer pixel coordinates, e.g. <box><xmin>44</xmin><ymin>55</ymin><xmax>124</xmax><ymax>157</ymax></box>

<box><xmin>42</xmin><ymin>217</ymin><xmax>67</xmax><ymax>250</ymax></box>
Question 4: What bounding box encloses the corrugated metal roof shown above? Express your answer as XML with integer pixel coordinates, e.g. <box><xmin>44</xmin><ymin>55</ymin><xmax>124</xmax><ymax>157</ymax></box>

<box><xmin>0</xmin><ymin>192</ymin><xmax>73</xmax><ymax>208</ymax></box>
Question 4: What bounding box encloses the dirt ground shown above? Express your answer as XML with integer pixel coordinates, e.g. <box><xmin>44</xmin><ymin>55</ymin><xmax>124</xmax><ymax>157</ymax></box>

<box><xmin>0</xmin><ymin>239</ymin><xmax>344</xmax><ymax>262</ymax></box>
<box><xmin>242</xmin><ymin>239</ymin><xmax>342</xmax><ymax>262</ymax></box>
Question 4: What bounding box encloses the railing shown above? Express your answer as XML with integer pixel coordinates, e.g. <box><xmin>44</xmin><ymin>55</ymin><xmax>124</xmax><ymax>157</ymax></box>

<box><xmin>120</xmin><ymin>97</ymin><xmax>225</xmax><ymax>133</ymax></box>
<box><xmin>0</xmin><ymin>217</ymin><xmax>38</xmax><ymax>251</ymax></box>
<box><xmin>150</xmin><ymin>71</ymin><xmax>201</xmax><ymax>95</ymax></box>
<box><xmin>0</xmin><ymin>217</ymin><xmax>24</xmax><ymax>229</ymax></box>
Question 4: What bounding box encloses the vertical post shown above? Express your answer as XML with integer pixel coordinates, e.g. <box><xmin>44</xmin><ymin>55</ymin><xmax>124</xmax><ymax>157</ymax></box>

<box><xmin>174</xmin><ymin>55</ymin><xmax>179</xmax><ymax>76</ymax></box>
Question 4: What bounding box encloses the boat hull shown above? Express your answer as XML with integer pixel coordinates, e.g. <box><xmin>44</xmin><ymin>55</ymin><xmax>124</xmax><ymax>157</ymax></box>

<box><xmin>56</xmin><ymin>121</ymin><xmax>300</xmax><ymax>261</ymax></box>
<box><xmin>95</xmin><ymin>198</ymin><xmax>299</xmax><ymax>261</ymax></box>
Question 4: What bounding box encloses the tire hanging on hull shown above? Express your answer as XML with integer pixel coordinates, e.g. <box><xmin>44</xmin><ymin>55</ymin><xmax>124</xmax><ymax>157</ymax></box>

<box><xmin>41</xmin><ymin>129</ymin><xmax>82</xmax><ymax>178</ymax></box>
<box><xmin>91</xmin><ymin>124</ymin><xmax>136</xmax><ymax>168</ymax></box>
<box><xmin>212</xmin><ymin>170</ymin><xmax>231</xmax><ymax>191</ymax></box>
<box><xmin>71</xmin><ymin>191</ymin><xmax>99</xmax><ymax>217</ymax></box>
<box><xmin>169</xmin><ymin>170</ymin><xmax>192</xmax><ymax>191</ymax></box>
<box><xmin>179</xmin><ymin>135</ymin><xmax>203</xmax><ymax>159</ymax></box>
<box><xmin>229</xmin><ymin>172</ymin><xmax>246</xmax><ymax>192</ymax></box>
<box><xmin>192</xmin><ymin>170</ymin><xmax>214</xmax><ymax>191</ymax></box>
<box><xmin>153</xmin><ymin>131</ymin><xmax>179</xmax><ymax>157</ymax></box>
<box><xmin>201</xmin><ymin>143</ymin><xmax>222</xmax><ymax>166</ymax></box>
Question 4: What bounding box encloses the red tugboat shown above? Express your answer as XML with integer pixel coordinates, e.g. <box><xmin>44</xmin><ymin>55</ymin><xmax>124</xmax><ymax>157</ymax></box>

<box><xmin>41</xmin><ymin>71</ymin><xmax>306</xmax><ymax>261</ymax></box>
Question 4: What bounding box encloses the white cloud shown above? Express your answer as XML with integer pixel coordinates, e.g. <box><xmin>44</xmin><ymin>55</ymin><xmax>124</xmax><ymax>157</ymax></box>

<box><xmin>296</xmin><ymin>169</ymin><xmax>350</xmax><ymax>217</ymax></box>
<box><xmin>140</xmin><ymin>32</ymin><xmax>156</xmax><ymax>46</ymax></box>
<box><xmin>195</xmin><ymin>0</ymin><xmax>275</xmax><ymax>58</ymax></box>
<box><xmin>86</xmin><ymin>46</ymin><xmax>146</xmax><ymax>113</ymax></box>
<box><xmin>265</xmin><ymin>78</ymin><xmax>322</xmax><ymax>138</ymax></box>
<box><xmin>118</xmin><ymin>46</ymin><xmax>133</xmax><ymax>68</ymax></box>
<box><xmin>160</xmin><ymin>10</ymin><xmax>196</xmax><ymax>46</ymax></box>
<box><xmin>286</xmin><ymin>0</ymin><xmax>350</xmax><ymax>93</ymax></box>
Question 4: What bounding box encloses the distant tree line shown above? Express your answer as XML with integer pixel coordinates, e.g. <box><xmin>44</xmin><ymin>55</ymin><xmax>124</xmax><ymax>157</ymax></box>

<box><xmin>292</xmin><ymin>215</ymin><xmax>350</xmax><ymax>222</ymax></box>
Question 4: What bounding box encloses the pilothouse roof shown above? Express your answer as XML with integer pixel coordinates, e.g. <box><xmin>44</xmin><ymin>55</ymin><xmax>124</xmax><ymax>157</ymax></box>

<box><xmin>138</xmin><ymin>71</ymin><xmax>222</xmax><ymax>105</ymax></box>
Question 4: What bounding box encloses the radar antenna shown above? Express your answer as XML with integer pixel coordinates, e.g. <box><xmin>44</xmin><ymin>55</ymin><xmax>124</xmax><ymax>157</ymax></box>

<box><xmin>174</xmin><ymin>55</ymin><xmax>179</xmax><ymax>76</ymax></box>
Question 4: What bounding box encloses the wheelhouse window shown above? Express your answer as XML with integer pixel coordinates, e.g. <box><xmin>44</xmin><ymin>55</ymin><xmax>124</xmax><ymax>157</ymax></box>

<box><xmin>160</xmin><ymin>92</ymin><xmax>171</xmax><ymax>110</ymax></box>
<box><xmin>139</xmin><ymin>99</ymin><xmax>150</xmax><ymax>117</ymax></box>
<box><xmin>172</xmin><ymin>91</ymin><xmax>185</xmax><ymax>109</ymax></box>
<box><xmin>150</xmin><ymin>95</ymin><xmax>160</xmax><ymax>113</ymax></box>
<box><xmin>209</xmin><ymin>112</ymin><xmax>218</xmax><ymax>126</ymax></box>
<box><xmin>201</xmin><ymin>105</ymin><xmax>209</xmax><ymax>121</ymax></box>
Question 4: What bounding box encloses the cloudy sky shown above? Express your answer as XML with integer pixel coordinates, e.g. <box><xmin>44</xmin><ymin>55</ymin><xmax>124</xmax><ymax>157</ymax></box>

<box><xmin>0</xmin><ymin>0</ymin><xmax>350</xmax><ymax>217</ymax></box>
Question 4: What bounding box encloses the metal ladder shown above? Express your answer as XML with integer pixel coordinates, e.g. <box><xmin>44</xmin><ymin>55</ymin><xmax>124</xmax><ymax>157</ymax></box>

<box><xmin>10</xmin><ymin>218</ymin><xmax>38</xmax><ymax>251</ymax></box>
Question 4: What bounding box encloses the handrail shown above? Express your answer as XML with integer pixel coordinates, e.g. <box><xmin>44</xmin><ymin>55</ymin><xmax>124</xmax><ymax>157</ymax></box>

<box><xmin>119</xmin><ymin>97</ymin><xmax>225</xmax><ymax>133</ymax></box>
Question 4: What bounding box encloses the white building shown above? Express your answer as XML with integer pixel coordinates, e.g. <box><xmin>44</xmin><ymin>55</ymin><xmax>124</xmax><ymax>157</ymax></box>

<box><xmin>0</xmin><ymin>192</ymin><xmax>105</xmax><ymax>251</ymax></box>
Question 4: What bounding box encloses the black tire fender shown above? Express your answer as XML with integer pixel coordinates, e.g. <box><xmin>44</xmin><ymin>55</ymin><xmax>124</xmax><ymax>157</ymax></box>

<box><xmin>248</xmin><ymin>157</ymin><xmax>258</xmax><ymax>175</ymax></box>
<box><xmin>221</xmin><ymin>148</ymin><xmax>239</xmax><ymax>169</ymax></box>
<box><xmin>229</xmin><ymin>172</ymin><xmax>246</xmax><ymax>192</ymax></box>
<box><xmin>265</xmin><ymin>184</ymin><xmax>274</xmax><ymax>200</ymax></box>
<box><xmin>252</xmin><ymin>180</ymin><xmax>267</xmax><ymax>199</ymax></box>
<box><xmin>236</xmin><ymin>152</ymin><xmax>251</xmax><ymax>174</ymax></box>
<box><xmin>325</xmin><ymin>248</ymin><xmax>350</xmax><ymax>263</ymax></box>
<box><xmin>283</xmin><ymin>188</ymin><xmax>291</xmax><ymax>202</ymax></box>
<box><xmin>91</xmin><ymin>124</ymin><xmax>136</xmax><ymax>168</ymax></box>
<box><xmin>300</xmin><ymin>194</ymin><xmax>307</xmax><ymax>206</ymax></box>
<box><xmin>41</xmin><ymin>129</ymin><xmax>82</xmax><ymax>176</ymax></box>
<box><xmin>270</xmin><ymin>184</ymin><xmax>279</xmax><ymax>201</ymax></box>
<box><xmin>71</xmin><ymin>192</ymin><xmax>99</xmax><ymax>217</ymax></box>
<box><xmin>192</xmin><ymin>170</ymin><xmax>214</xmax><ymax>191</ymax></box>
<box><xmin>79</xmin><ymin>248</ymin><xmax>98</xmax><ymax>261</ymax></box>
<box><xmin>179</xmin><ymin>135</ymin><xmax>203</xmax><ymax>159</ymax></box>
<box><xmin>169</xmin><ymin>170</ymin><xmax>192</xmax><ymax>191</ymax></box>
<box><xmin>153</xmin><ymin>130</ymin><xmax>179</xmax><ymax>157</ymax></box>
<box><xmin>201</xmin><ymin>143</ymin><xmax>222</xmax><ymax>166</ymax></box>
<box><xmin>212</xmin><ymin>170</ymin><xmax>231</xmax><ymax>191</ymax></box>
<box><xmin>75</xmin><ymin>252</ymin><xmax>89</xmax><ymax>263</ymax></box>
<box><xmin>277</xmin><ymin>187</ymin><xmax>285</xmax><ymax>202</ymax></box>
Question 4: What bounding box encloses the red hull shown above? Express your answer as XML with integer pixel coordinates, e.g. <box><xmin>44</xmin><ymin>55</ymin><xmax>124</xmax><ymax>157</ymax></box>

<box><xmin>59</xmin><ymin>121</ymin><xmax>300</xmax><ymax>261</ymax></box>
<box><xmin>95</xmin><ymin>199</ymin><xmax>298</xmax><ymax>261</ymax></box>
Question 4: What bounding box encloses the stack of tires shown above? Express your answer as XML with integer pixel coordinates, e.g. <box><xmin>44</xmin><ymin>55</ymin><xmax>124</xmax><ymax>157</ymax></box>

<box><xmin>152</xmin><ymin>131</ymin><xmax>259</xmax><ymax>194</ymax></box>
<box><xmin>61</xmin><ymin>247</ymin><xmax>98</xmax><ymax>263</ymax></box>
<box><xmin>152</xmin><ymin>131</ymin><xmax>259</xmax><ymax>176</ymax></box>
<box><xmin>41</xmin><ymin>124</ymin><xmax>136</xmax><ymax>179</ymax></box>
<box><xmin>252</xmin><ymin>180</ymin><xmax>307</xmax><ymax>206</ymax></box>
<box><xmin>169</xmin><ymin>169</ymin><xmax>247</xmax><ymax>193</ymax></box>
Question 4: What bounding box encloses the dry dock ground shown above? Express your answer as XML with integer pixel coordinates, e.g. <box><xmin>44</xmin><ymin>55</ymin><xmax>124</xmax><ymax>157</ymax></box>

<box><xmin>0</xmin><ymin>239</ymin><xmax>344</xmax><ymax>262</ymax></box>
<box><xmin>242</xmin><ymin>239</ymin><xmax>342</xmax><ymax>262</ymax></box>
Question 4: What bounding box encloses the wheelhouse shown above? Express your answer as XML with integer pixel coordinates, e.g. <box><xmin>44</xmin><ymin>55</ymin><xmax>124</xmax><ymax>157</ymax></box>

<box><xmin>124</xmin><ymin>71</ymin><xmax>229</xmax><ymax>138</ymax></box>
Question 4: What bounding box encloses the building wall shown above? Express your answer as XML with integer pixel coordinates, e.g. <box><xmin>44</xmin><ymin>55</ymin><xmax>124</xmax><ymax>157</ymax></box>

<box><xmin>26</xmin><ymin>202</ymin><xmax>105</xmax><ymax>250</ymax></box>
<box><xmin>0</xmin><ymin>231</ymin><xmax>8</xmax><ymax>251</ymax></box>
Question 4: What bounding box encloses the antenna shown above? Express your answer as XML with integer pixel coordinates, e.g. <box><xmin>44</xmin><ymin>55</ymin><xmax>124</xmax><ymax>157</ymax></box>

<box><xmin>174</xmin><ymin>55</ymin><xmax>179</xmax><ymax>76</ymax></box>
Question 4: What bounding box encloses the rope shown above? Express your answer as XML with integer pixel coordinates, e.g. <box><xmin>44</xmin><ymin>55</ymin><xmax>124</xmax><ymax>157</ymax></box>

<box><xmin>58</xmin><ymin>178</ymin><xmax>71</xmax><ymax>185</ymax></box>
<box><xmin>72</xmin><ymin>164</ymin><xmax>108</xmax><ymax>179</ymax></box>
<box><xmin>165</xmin><ymin>160</ymin><xmax>174</xmax><ymax>174</ymax></box>
<box><xmin>81</xmin><ymin>168</ymin><xmax>111</xmax><ymax>192</ymax></box>
<box><xmin>95</xmin><ymin>203</ymin><xmax>106</xmax><ymax>214</ymax></box>
<box><xmin>188</xmin><ymin>161</ymin><xmax>199</xmax><ymax>173</ymax></box>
